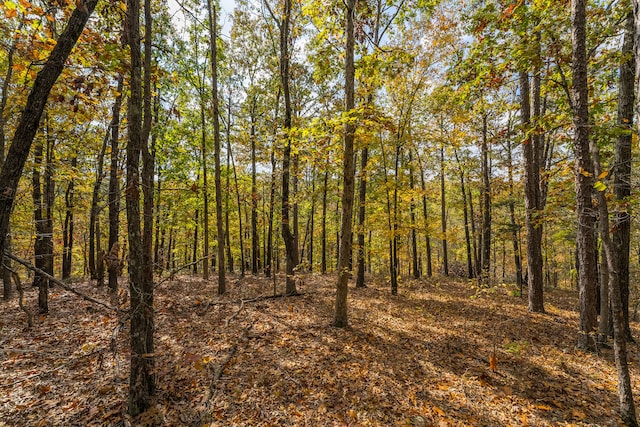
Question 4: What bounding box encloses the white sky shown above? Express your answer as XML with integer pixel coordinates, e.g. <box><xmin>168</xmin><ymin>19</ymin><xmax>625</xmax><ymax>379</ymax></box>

<box><xmin>167</xmin><ymin>0</ymin><xmax>236</xmax><ymax>38</ymax></box>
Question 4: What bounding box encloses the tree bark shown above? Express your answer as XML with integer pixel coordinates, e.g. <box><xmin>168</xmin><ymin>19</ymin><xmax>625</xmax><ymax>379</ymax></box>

<box><xmin>107</xmin><ymin>75</ymin><xmax>124</xmax><ymax>292</ymax></box>
<box><xmin>207</xmin><ymin>2</ymin><xmax>226</xmax><ymax>293</ymax></box>
<box><xmin>614</xmin><ymin>5</ymin><xmax>635</xmax><ymax>342</ymax></box>
<box><xmin>455</xmin><ymin>150</ymin><xmax>474</xmax><ymax>279</ymax></box>
<box><xmin>334</xmin><ymin>0</ymin><xmax>357</xmax><ymax>327</ymax></box>
<box><xmin>62</xmin><ymin>156</ymin><xmax>77</xmax><ymax>279</ymax></box>
<box><xmin>280</xmin><ymin>0</ymin><xmax>299</xmax><ymax>294</ymax></box>
<box><xmin>250</xmin><ymin>97</ymin><xmax>259</xmax><ymax>275</ymax></box>
<box><xmin>480</xmin><ymin>113</ymin><xmax>491</xmax><ymax>285</ymax></box>
<box><xmin>572</xmin><ymin>0</ymin><xmax>598</xmax><ymax>351</ymax></box>
<box><xmin>126</xmin><ymin>0</ymin><xmax>155</xmax><ymax>413</ymax></box>
<box><xmin>440</xmin><ymin>145</ymin><xmax>448</xmax><ymax>276</ymax></box>
<box><xmin>321</xmin><ymin>168</ymin><xmax>328</xmax><ymax>274</ymax></box>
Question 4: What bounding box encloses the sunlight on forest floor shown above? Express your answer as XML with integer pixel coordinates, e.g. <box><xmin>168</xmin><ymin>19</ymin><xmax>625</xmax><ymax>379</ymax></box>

<box><xmin>1</xmin><ymin>273</ymin><xmax>638</xmax><ymax>426</ymax></box>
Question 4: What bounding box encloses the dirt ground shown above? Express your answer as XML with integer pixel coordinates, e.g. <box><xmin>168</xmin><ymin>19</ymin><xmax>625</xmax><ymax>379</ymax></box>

<box><xmin>1</xmin><ymin>272</ymin><xmax>638</xmax><ymax>426</ymax></box>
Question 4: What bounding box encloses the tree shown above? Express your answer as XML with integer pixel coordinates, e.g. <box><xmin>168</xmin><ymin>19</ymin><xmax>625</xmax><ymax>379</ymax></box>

<box><xmin>126</xmin><ymin>0</ymin><xmax>156</xmax><ymax>413</ymax></box>
<box><xmin>334</xmin><ymin>0</ymin><xmax>357</xmax><ymax>328</ymax></box>
<box><xmin>0</xmin><ymin>0</ymin><xmax>99</xmax><ymax>274</ymax></box>
<box><xmin>571</xmin><ymin>0</ymin><xmax>598</xmax><ymax>351</ymax></box>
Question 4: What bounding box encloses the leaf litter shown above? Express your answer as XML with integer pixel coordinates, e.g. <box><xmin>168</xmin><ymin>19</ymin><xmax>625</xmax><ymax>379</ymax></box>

<box><xmin>0</xmin><ymin>274</ymin><xmax>638</xmax><ymax>426</ymax></box>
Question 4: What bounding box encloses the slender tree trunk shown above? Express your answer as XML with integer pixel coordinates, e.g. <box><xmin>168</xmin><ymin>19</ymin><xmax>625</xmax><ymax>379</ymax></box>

<box><xmin>280</xmin><ymin>0</ymin><xmax>299</xmax><ymax>294</ymax></box>
<box><xmin>265</xmin><ymin>90</ymin><xmax>280</xmax><ymax>278</ymax></box>
<box><xmin>193</xmin><ymin>208</ymin><xmax>199</xmax><ymax>273</ymax></box>
<box><xmin>201</xmin><ymin>98</ymin><xmax>210</xmax><ymax>280</ymax></box>
<box><xmin>409</xmin><ymin>151</ymin><xmax>419</xmax><ymax>279</ymax></box>
<box><xmin>590</xmin><ymin>119</ymin><xmax>638</xmax><ymax>426</ymax></box>
<box><xmin>225</xmin><ymin>96</ymin><xmax>234</xmax><ymax>273</ymax></box>
<box><xmin>0</xmin><ymin>24</ymin><xmax>20</xmax><ymax>299</ymax></box>
<box><xmin>419</xmin><ymin>161</ymin><xmax>433</xmax><ymax>277</ymax></box>
<box><xmin>334</xmin><ymin>0</ymin><xmax>357</xmax><ymax>327</ymax></box>
<box><xmin>455</xmin><ymin>150</ymin><xmax>474</xmax><ymax>279</ymax></box>
<box><xmin>520</xmin><ymin>69</ymin><xmax>544</xmax><ymax>311</ymax></box>
<box><xmin>62</xmin><ymin>157</ymin><xmax>77</xmax><ymax>279</ymax></box>
<box><xmin>308</xmin><ymin>169</ymin><xmax>315</xmax><ymax>272</ymax></box>
<box><xmin>250</xmin><ymin>97</ymin><xmax>259</xmax><ymax>275</ymax></box>
<box><xmin>356</xmin><ymin>145</ymin><xmax>368</xmax><ymax>287</ymax></box>
<box><xmin>440</xmin><ymin>145</ymin><xmax>448</xmax><ymax>276</ymax></box>
<box><xmin>229</xmin><ymin>142</ymin><xmax>245</xmax><ymax>276</ymax></box>
<box><xmin>207</xmin><ymin>2</ymin><xmax>226</xmax><ymax>293</ymax></box>
<box><xmin>321</xmin><ymin>168</ymin><xmax>328</xmax><ymax>274</ymax></box>
<box><xmin>614</xmin><ymin>5</ymin><xmax>635</xmax><ymax>342</ymax></box>
<box><xmin>108</xmin><ymin>75</ymin><xmax>123</xmax><ymax>292</ymax></box>
<box><xmin>32</xmin><ymin>140</ymin><xmax>47</xmax><ymax>311</ymax></box>
<box><xmin>572</xmin><ymin>0</ymin><xmax>598</xmax><ymax>351</ymax></box>
<box><xmin>480</xmin><ymin>113</ymin><xmax>491</xmax><ymax>284</ymax></box>
<box><xmin>505</xmin><ymin>128</ymin><xmax>523</xmax><ymax>292</ymax></box>
<box><xmin>126</xmin><ymin>0</ymin><xmax>155</xmax><ymax>413</ymax></box>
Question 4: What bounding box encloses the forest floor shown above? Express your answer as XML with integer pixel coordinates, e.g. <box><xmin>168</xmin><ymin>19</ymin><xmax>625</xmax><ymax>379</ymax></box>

<box><xmin>1</xmin><ymin>272</ymin><xmax>639</xmax><ymax>426</ymax></box>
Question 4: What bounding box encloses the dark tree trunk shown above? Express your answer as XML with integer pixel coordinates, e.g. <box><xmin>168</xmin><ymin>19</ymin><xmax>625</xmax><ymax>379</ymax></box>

<box><xmin>614</xmin><ymin>5</ymin><xmax>635</xmax><ymax>342</ymax></box>
<box><xmin>107</xmin><ymin>75</ymin><xmax>123</xmax><ymax>292</ymax></box>
<box><xmin>355</xmin><ymin>146</ymin><xmax>368</xmax><ymax>287</ymax></box>
<box><xmin>409</xmin><ymin>151</ymin><xmax>419</xmax><ymax>279</ymax></box>
<box><xmin>572</xmin><ymin>0</ymin><xmax>598</xmax><ymax>351</ymax></box>
<box><xmin>62</xmin><ymin>156</ymin><xmax>77</xmax><ymax>279</ymax></box>
<box><xmin>126</xmin><ymin>0</ymin><xmax>155</xmax><ymax>413</ymax></box>
<box><xmin>440</xmin><ymin>145</ymin><xmax>448</xmax><ymax>276</ymax></box>
<box><xmin>0</xmin><ymin>24</ymin><xmax>19</xmax><ymax>299</ymax></box>
<box><xmin>192</xmin><ymin>208</ymin><xmax>199</xmax><ymax>273</ymax></box>
<box><xmin>229</xmin><ymin>144</ymin><xmax>245</xmax><ymax>277</ymax></box>
<box><xmin>321</xmin><ymin>168</ymin><xmax>328</xmax><ymax>274</ymax></box>
<box><xmin>225</xmin><ymin>96</ymin><xmax>234</xmax><ymax>273</ymax></box>
<box><xmin>250</xmin><ymin>97</ymin><xmax>259</xmax><ymax>275</ymax></box>
<box><xmin>520</xmin><ymin>69</ymin><xmax>544</xmax><ymax>311</ymax></box>
<box><xmin>334</xmin><ymin>0</ymin><xmax>357</xmax><ymax>327</ymax></box>
<box><xmin>480</xmin><ymin>114</ymin><xmax>491</xmax><ymax>284</ymax></box>
<box><xmin>505</xmin><ymin>127</ymin><xmax>523</xmax><ymax>293</ymax></box>
<box><xmin>201</xmin><ymin>96</ymin><xmax>210</xmax><ymax>280</ymax></box>
<box><xmin>0</xmin><ymin>0</ymin><xmax>99</xmax><ymax>263</ymax></box>
<box><xmin>32</xmin><ymin>140</ymin><xmax>47</xmax><ymax>312</ymax></box>
<box><xmin>280</xmin><ymin>0</ymin><xmax>299</xmax><ymax>294</ymax></box>
<box><xmin>455</xmin><ymin>150</ymin><xmax>474</xmax><ymax>279</ymax></box>
<box><xmin>418</xmin><ymin>157</ymin><xmax>432</xmax><ymax>277</ymax></box>
<box><xmin>590</xmin><ymin>111</ymin><xmax>638</xmax><ymax>426</ymax></box>
<box><xmin>207</xmin><ymin>1</ymin><xmax>226</xmax><ymax>293</ymax></box>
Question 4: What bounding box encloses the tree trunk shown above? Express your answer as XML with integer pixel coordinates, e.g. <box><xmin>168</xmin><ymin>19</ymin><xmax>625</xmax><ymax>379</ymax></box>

<box><xmin>409</xmin><ymin>151</ymin><xmax>419</xmax><ymax>279</ymax></box>
<box><xmin>480</xmin><ymin>113</ymin><xmax>491</xmax><ymax>285</ymax></box>
<box><xmin>108</xmin><ymin>75</ymin><xmax>124</xmax><ymax>292</ymax></box>
<box><xmin>207</xmin><ymin>2</ymin><xmax>226</xmax><ymax>293</ymax></box>
<box><xmin>440</xmin><ymin>145</ymin><xmax>448</xmax><ymax>276</ymax></box>
<box><xmin>32</xmin><ymin>140</ymin><xmax>47</xmax><ymax>312</ymax></box>
<box><xmin>321</xmin><ymin>168</ymin><xmax>328</xmax><ymax>274</ymax></box>
<box><xmin>590</xmin><ymin>115</ymin><xmax>638</xmax><ymax>427</ymax></box>
<box><xmin>201</xmin><ymin>97</ymin><xmax>210</xmax><ymax>280</ymax></box>
<box><xmin>334</xmin><ymin>0</ymin><xmax>357</xmax><ymax>327</ymax></box>
<box><xmin>455</xmin><ymin>150</ymin><xmax>474</xmax><ymax>279</ymax></box>
<box><xmin>572</xmin><ymin>0</ymin><xmax>598</xmax><ymax>351</ymax></box>
<box><xmin>280</xmin><ymin>0</ymin><xmax>299</xmax><ymax>294</ymax></box>
<box><xmin>355</xmin><ymin>145</ymin><xmax>368</xmax><ymax>287</ymax></box>
<box><xmin>250</xmin><ymin>97</ymin><xmax>259</xmax><ymax>275</ymax></box>
<box><xmin>0</xmin><ymin>24</ymin><xmax>20</xmax><ymax>299</ymax></box>
<box><xmin>614</xmin><ymin>4</ymin><xmax>635</xmax><ymax>342</ymax></box>
<box><xmin>126</xmin><ymin>0</ymin><xmax>155</xmax><ymax>413</ymax></box>
<box><xmin>505</xmin><ymin>126</ymin><xmax>523</xmax><ymax>293</ymax></box>
<box><xmin>0</xmin><ymin>0</ymin><xmax>99</xmax><ymax>261</ymax></box>
<box><xmin>224</xmin><ymin>96</ymin><xmax>234</xmax><ymax>273</ymax></box>
<box><xmin>62</xmin><ymin>156</ymin><xmax>77</xmax><ymax>279</ymax></box>
<box><xmin>418</xmin><ymin>157</ymin><xmax>432</xmax><ymax>277</ymax></box>
<box><xmin>520</xmin><ymin>69</ymin><xmax>544</xmax><ymax>311</ymax></box>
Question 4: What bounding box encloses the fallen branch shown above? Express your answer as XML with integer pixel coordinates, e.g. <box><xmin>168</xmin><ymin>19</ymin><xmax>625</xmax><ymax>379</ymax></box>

<box><xmin>4</xmin><ymin>251</ymin><xmax>120</xmax><ymax>313</ymax></box>
<box><xmin>224</xmin><ymin>300</ymin><xmax>245</xmax><ymax>327</ymax></box>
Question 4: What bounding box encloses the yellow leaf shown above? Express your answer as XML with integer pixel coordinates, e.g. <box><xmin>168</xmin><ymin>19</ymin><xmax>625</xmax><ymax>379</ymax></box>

<box><xmin>4</xmin><ymin>0</ymin><xmax>16</xmax><ymax>9</ymax></box>
<box><xmin>598</xmin><ymin>170</ymin><xmax>609</xmax><ymax>179</ymax></box>
<box><xmin>533</xmin><ymin>403</ymin><xmax>552</xmax><ymax>411</ymax></box>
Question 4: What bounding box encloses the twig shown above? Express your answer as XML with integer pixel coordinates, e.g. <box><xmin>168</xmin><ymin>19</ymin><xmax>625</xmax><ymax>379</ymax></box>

<box><xmin>4</xmin><ymin>251</ymin><xmax>120</xmax><ymax>313</ymax></box>
<box><xmin>224</xmin><ymin>300</ymin><xmax>245</xmax><ymax>327</ymax></box>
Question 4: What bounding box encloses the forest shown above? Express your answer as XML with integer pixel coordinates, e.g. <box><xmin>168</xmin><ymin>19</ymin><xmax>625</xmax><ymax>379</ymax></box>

<box><xmin>2</xmin><ymin>0</ymin><xmax>640</xmax><ymax>425</ymax></box>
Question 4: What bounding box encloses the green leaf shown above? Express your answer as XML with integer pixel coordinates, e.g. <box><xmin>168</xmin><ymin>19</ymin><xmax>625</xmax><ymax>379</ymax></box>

<box><xmin>594</xmin><ymin>181</ymin><xmax>606</xmax><ymax>192</ymax></box>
